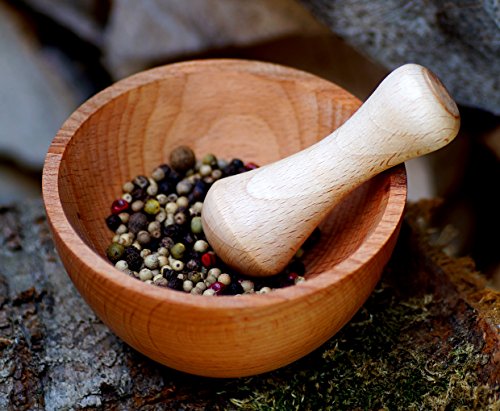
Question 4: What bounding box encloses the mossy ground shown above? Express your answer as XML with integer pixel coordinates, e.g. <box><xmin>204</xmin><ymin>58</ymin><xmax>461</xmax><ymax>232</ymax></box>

<box><xmin>218</xmin><ymin>283</ymin><xmax>497</xmax><ymax>410</ymax></box>
<box><xmin>210</xmin><ymin>210</ymin><xmax>500</xmax><ymax>410</ymax></box>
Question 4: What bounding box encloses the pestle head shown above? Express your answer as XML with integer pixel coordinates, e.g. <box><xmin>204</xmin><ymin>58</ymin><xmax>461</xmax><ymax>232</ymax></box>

<box><xmin>202</xmin><ymin>64</ymin><xmax>460</xmax><ymax>277</ymax></box>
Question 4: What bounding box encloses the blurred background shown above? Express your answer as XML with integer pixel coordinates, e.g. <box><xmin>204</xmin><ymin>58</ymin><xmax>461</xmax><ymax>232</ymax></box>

<box><xmin>0</xmin><ymin>0</ymin><xmax>498</xmax><ymax>286</ymax></box>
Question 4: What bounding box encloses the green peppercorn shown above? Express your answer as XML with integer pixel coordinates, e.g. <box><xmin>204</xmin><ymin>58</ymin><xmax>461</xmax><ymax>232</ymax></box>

<box><xmin>191</xmin><ymin>216</ymin><xmax>203</xmax><ymax>234</ymax></box>
<box><xmin>202</xmin><ymin>153</ymin><xmax>217</xmax><ymax>166</ymax></box>
<box><xmin>187</xmin><ymin>271</ymin><xmax>202</xmax><ymax>284</ymax></box>
<box><xmin>144</xmin><ymin>199</ymin><xmax>161</xmax><ymax>215</ymax></box>
<box><xmin>106</xmin><ymin>242</ymin><xmax>125</xmax><ymax>262</ymax></box>
<box><xmin>170</xmin><ymin>242</ymin><xmax>186</xmax><ymax>259</ymax></box>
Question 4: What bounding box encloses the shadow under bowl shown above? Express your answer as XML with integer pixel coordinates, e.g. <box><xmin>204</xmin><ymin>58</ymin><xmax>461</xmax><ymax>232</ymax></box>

<box><xmin>42</xmin><ymin>59</ymin><xmax>406</xmax><ymax>377</ymax></box>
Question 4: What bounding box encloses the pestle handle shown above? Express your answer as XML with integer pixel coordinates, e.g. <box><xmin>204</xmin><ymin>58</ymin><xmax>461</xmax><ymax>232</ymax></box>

<box><xmin>202</xmin><ymin>64</ymin><xmax>460</xmax><ymax>277</ymax></box>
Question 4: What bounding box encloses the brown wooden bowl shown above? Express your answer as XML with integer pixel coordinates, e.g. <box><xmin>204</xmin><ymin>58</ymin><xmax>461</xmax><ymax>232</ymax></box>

<box><xmin>42</xmin><ymin>59</ymin><xmax>406</xmax><ymax>378</ymax></box>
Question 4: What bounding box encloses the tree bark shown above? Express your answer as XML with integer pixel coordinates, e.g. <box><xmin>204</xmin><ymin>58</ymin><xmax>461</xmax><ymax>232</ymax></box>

<box><xmin>0</xmin><ymin>200</ymin><xmax>498</xmax><ymax>410</ymax></box>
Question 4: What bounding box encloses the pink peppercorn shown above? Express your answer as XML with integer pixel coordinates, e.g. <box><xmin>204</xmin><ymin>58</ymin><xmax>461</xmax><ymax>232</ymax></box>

<box><xmin>244</xmin><ymin>162</ymin><xmax>259</xmax><ymax>171</ymax></box>
<box><xmin>111</xmin><ymin>198</ymin><xmax>129</xmax><ymax>214</ymax></box>
<box><xmin>201</xmin><ymin>252</ymin><xmax>216</xmax><ymax>268</ymax></box>
<box><xmin>210</xmin><ymin>281</ymin><xmax>225</xmax><ymax>294</ymax></box>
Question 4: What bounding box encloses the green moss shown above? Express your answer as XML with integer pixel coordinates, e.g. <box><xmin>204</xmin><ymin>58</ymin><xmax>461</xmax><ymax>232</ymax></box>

<box><xmin>219</xmin><ymin>284</ymin><xmax>498</xmax><ymax>410</ymax></box>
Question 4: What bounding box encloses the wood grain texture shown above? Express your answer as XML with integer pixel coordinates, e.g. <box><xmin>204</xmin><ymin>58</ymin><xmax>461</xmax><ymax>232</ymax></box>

<box><xmin>203</xmin><ymin>64</ymin><xmax>460</xmax><ymax>277</ymax></box>
<box><xmin>42</xmin><ymin>59</ymin><xmax>407</xmax><ymax>377</ymax></box>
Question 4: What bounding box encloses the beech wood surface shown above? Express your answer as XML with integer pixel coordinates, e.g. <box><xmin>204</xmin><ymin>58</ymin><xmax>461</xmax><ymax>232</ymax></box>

<box><xmin>42</xmin><ymin>59</ymin><xmax>407</xmax><ymax>377</ymax></box>
<box><xmin>203</xmin><ymin>64</ymin><xmax>460</xmax><ymax>277</ymax></box>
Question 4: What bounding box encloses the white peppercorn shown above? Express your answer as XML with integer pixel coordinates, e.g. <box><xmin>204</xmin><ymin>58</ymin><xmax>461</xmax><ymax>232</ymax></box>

<box><xmin>193</xmin><ymin>239</ymin><xmax>209</xmax><ymax>253</ymax></box>
<box><xmin>146</xmin><ymin>179</ymin><xmax>158</xmax><ymax>196</ymax></box>
<box><xmin>176</xmin><ymin>180</ymin><xmax>192</xmax><ymax>195</ymax></box>
<box><xmin>131</xmin><ymin>200</ymin><xmax>144</xmax><ymax>212</ymax></box>
<box><xmin>190</xmin><ymin>201</ymin><xmax>203</xmax><ymax>215</ymax></box>
<box><xmin>122</xmin><ymin>181</ymin><xmax>134</xmax><ymax>193</ymax></box>
<box><xmin>144</xmin><ymin>254</ymin><xmax>159</xmax><ymax>269</ymax></box>
<box><xmin>203</xmin><ymin>289</ymin><xmax>216</xmax><ymax>296</ymax></box>
<box><xmin>139</xmin><ymin>268</ymin><xmax>153</xmax><ymax>281</ymax></box>
<box><xmin>171</xmin><ymin>259</ymin><xmax>184</xmax><ymax>271</ymax></box>
<box><xmin>156</xmin><ymin>193</ymin><xmax>168</xmax><ymax>205</ymax></box>
<box><xmin>115</xmin><ymin>260</ymin><xmax>128</xmax><ymax>271</ymax></box>
<box><xmin>118</xmin><ymin>212</ymin><xmax>130</xmax><ymax>223</ymax></box>
<box><xmin>183</xmin><ymin>280</ymin><xmax>194</xmax><ymax>293</ymax></box>
<box><xmin>121</xmin><ymin>193</ymin><xmax>133</xmax><ymax>203</ymax></box>
<box><xmin>165</xmin><ymin>202</ymin><xmax>178</xmax><ymax>214</ymax></box>
<box><xmin>137</xmin><ymin>230</ymin><xmax>151</xmax><ymax>245</ymax></box>
<box><xmin>164</xmin><ymin>214</ymin><xmax>175</xmax><ymax>226</ymax></box>
<box><xmin>148</xmin><ymin>221</ymin><xmax>161</xmax><ymax>238</ymax></box>
<box><xmin>151</xmin><ymin>167</ymin><xmax>165</xmax><ymax>181</ymax></box>
<box><xmin>207</xmin><ymin>268</ymin><xmax>221</xmax><ymax>278</ymax></box>
<box><xmin>118</xmin><ymin>233</ymin><xmax>134</xmax><ymax>247</ymax></box>
<box><xmin>218</xmin><ymin>273</ymin><xmax>231</xmax><ymax>285</ymax></box>
<box><xmin>241</xmin><ymin>280</ymin><xmax>254</xmax><ymax>293</ymax></box>
<box><xmin>158</xmin><ymin>255</ymin><xmax>168</xmax><ymax>267</ymax></box>
<box><xmin>199</xmin><ymin>164</ymin><xmax>212</xmax><ymax>177</ymax></box>
<box><xmin>115</xmin><ymin>224</ymin><xmax>128</xmax><ymax>235</ymax></box>
<box><xmin>155</xmin><ymin>210</ymin><xmax>167</xmax><ymax>223</ymax></box>
<box><xmin>211</xmin><ymin>169</ymin><xmax>223</xmax><ymax>180</ymax></box>
<box><xmin>157</xmin><ymin>247</ymin><xmax>169</xmax><ymax>256</ymax></box>
<box><xmin>176</xmin><ymin>196</ymin><xmax>189</xmax><ymax>208</ymax></box>
<box><xmin>140</xmin><ymin>249</ymin><xmax>152</xmax><ymax>258</ymax></box>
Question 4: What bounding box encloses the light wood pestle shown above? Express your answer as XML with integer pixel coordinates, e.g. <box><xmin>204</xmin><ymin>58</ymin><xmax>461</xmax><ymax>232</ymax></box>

<box><xmin>202</xmin><ymin>64</ymin><xmax>460</xmax><ymax>277</ymax></box>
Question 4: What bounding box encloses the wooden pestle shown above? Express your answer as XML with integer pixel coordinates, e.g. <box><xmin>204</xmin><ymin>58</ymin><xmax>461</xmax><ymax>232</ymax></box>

<box><xmin>202</xmin><ymin>64</ymin><xmax>460</xmax><ymax>277</ymax></box>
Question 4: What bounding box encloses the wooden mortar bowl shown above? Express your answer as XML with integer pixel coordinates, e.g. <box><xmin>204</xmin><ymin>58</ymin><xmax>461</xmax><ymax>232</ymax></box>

<box><xmin>42</xmin><ymin>59</ymin><xmax>406</xmax><ymax>378</ymax></box>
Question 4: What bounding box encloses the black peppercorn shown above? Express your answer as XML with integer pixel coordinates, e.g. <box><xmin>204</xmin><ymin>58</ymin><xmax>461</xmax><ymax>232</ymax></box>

<box><xmin>162</xmin><ymin>224</ymin><xmax>182</xmax><ymax>241</ymax></box>
<box><xmin>182</xmin><ymin>232</ymin><xmax>195</xmax><ymax>247</ymax></box>
<box><xmin>128</xmin><ymin>212</ymin><xmax>148</xmax><ymax>234</ymax></box>
<box><xmin>191</xmin><ymin>180</ymin><xmax>209</xmax><ymax>201</ymax></box>
<box><xmin>131</xmin><ymin>187</ymin><xmax>147</xmax><ymax>201</ymax></box>
<box><xmin>160</xmin><ymin>236</ymin><xmax>175</xmax><ymax>249</ymax></box>
<box><xmin>167</xmin><ymin>277</ymin><xmax>184</xmax><ymax>291</ymax></box>
<box><xmin>133</xmin><ymin>175</ymin><xmax>149</xmax><ymax>188</ymax></box>
<box><xmin>230</xmin><ymin>158</ymin><xmax>244</xmax><ymax>169</ymax></box>
<box><xmin>105</xmin><ymin>147</ymin><xmax>313</xmax><ymax>295</ymax></box>
<box><xmin>105</xmin><ymin>214</ymin><xmax>122</xmax><ymax>231</ymax></box>
<box><xmin>157</xmin><ymin>180</ymin><xmax>171</xmax><ymax>194</ymax></box>
<box><xmin>124</xmin><ymin>246</ymin><xmax>143</xmax><ymax>271</ymax></box>
<box><xmin>286</xmin><ymin>260</ymin><xmax>305</xmax><ymax>276</ymax></box>
<box><xmin>161</xmin><ymin>267</ymin><xmax>176</xmax><ymax>280</ymax></box>
<box><xmin>186</xmin><ymin>259</ymin><xmax>200</xmax><ymax>271</ymax></box>
<box><xmin>159</xmin><ymin>164</ymin><xmax>172</xmax><ymax>176</ymax></box>
<box><xmin>167</xmin><ymin>169</ymin><xmax>181</xmax><ymax>185</ymax></box>
<box><xmin>221</xmin><ymin>282</ymin><xmax>244</xmax><ymax>295</ymax></box>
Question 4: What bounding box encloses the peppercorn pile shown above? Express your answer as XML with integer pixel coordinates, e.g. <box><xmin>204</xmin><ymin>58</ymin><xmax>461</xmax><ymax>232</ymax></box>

<box><xmin>105</xmin><ymin>146</ymin><xmax>318</xmax><ymax>296</ymax></box>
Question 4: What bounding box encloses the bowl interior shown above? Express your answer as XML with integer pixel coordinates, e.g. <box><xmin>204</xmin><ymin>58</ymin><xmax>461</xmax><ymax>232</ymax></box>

<box><xmin>55</xmin><ymin>60</ymin><xmax>392</xmax><ymax>280</ymax></box>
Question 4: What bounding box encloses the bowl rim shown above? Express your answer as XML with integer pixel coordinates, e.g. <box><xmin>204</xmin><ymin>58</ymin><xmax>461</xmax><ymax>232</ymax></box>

<box><xmin>42</xmin><ymin>58</ymin><xmax>407</xmax><ymax>311</ymax></box>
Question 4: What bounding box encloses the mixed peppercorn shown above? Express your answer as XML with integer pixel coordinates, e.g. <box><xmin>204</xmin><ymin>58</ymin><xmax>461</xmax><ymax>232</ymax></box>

<box><xmin>105</xmin><ymin>146</ymin><xmax>319</xmax><ymax>296</ymax></box>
